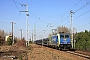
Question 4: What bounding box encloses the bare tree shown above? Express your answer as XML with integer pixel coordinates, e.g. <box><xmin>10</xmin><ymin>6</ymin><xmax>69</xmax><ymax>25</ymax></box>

<box><xmin>48</xmin><ymin>34</ymin><xmax>52</xmax><ymax>38</ymax></box>
<box><xmin>0</xmin><ymin>29</ymin><xmax>4</xmax><ymax>37</ymax></box>
<box><xmin>57</xmin><ymin>26</ymin><xmax>70</xmax><ymax>33</ymax></box>
<box><xmin>48</xmin><ymin>26</ymin><xmax>70</xmax><ymax>37</ymax></box>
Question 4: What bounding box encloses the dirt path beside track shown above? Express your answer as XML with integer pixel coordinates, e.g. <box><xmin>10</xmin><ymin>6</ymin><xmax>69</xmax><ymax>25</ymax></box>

<box><xmin>0</xmin><ymin>44</ymin><xmax>89</xmax><ymax>60</ymax></box>
<box><xmin>27</xmin><ymin>44</ymin><xmax>89</xmax><ymax>60</ymax></box>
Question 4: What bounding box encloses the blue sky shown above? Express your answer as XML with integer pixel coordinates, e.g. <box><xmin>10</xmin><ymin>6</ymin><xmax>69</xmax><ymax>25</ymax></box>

<box><xmin>0</xmin><ymin>0</ymin><xmax>90</xmax><ymax>40</ymax></box>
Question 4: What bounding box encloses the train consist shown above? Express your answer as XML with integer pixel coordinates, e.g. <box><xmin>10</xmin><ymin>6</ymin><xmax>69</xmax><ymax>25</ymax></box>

<box><xmin>35</xmin><ymin>32</ymin><xmax>72</xmax><ymax>50</ymax></box>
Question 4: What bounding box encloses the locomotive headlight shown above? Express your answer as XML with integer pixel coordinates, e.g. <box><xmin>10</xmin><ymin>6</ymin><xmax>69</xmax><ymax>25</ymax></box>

<box><xmin>68</xmin><ymin>42</ymin><xmax>70</xmax><ymax>44</ymax></box>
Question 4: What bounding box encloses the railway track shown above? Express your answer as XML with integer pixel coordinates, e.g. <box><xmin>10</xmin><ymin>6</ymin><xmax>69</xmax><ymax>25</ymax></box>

<box><xmin>66</xmin><ymin>51</ymin><xmax>90</xmax><ymax>59</ymax></box>
<box><xmin>51</xmin><ymin>47</ymin><xmax>90</xmax><ymax>59</ymax></box>
<box><xmin>36</xmin><ymin>44</ymin><xmax>90</xmax><ymax>60</ymax></box>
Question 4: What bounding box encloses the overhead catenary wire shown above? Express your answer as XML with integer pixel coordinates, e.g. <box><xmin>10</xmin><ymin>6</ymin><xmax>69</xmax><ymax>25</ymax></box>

<box><xmin>53</xmin><ymin>15</ymin><xmax>70</xmax><ymax>27</ymax></box>
<box><xmin>52</xmin><ymin>0</ymin><xmax>90</xmax><ymax>28</ymax></box>
<box><xmin>11</xmin><ymin>0</ymin><xmax>49</xmax><ymax>25</ymax></box>
<box><xmin>0</xmin><ymin>21</ymin><xmax>10</xmax><ymax>24</ymax></box>
<box><xmin>57</xmin><ymin>0</ymin><xmax>90</xmax><ymax>27</ymax></box>
<box><xmin>12</xmin><ymin>0</ymin><xmax>22</xmax><ymax>23</ymax></box>
<box><xmin>15</xmin><ymin>12</ymin><xmax>21</xmax><ymax>23</ymax></box>
<box><xmin>51</xmin><ymin>0</ymin><xmax>82</xmax><ymax>26</ymax></box>
<box><xmin>9</xmin><ymin>0</ymin><xmax>22</xmax><ymax>6</ymax></box>
<box><xmin>76</xmin><ymin>22</ymin><xmax>90</xmax><ymax>29</ymax></box>
<box><xmin>14</xmin><ymin>24</ymin><xmax>23</xmax><ymax>30</ymax></box>
<box><xmin>45</xmin><ymin>15</ymin><xmax>70</xmax><ymax>34</ymax></box>
<box><xmin>12</xmin><ymin>0</ymin><xmax>20</xmax><ymax>12</ymax></box>
<box><xmin>74</xmin><ymin>1</ymin><xmax>90</xmax><ymax>13</ymax></box>
<box><xmin>75</xmin><ymin>16</ymin><xmax>90</xmax><ymax>28</ymax></box>
<box><xmin>28</xmin><ymin>9</ymin><xmax>49</xmax><ymax>24</ymax></box>
<box><xmin>48</xmin><ymin>9</ymin><xmax>90</xmax><ymax>35</ymax></box>
<box><xmin>11</xmin><ymin>0</ymin><xmax>82</xmax><ymax>26</ymax></box>
<box><xmin>74</xmin><ymin>10</ymin><xmax>90</xmax><ymax>20</ymax></box>
<box><xmin>9</xmin><ymin>0</ymin><xmax>27</xmax><ymax>32</ymax></box>
<box><xmin>6</xmin><ymin>0</ymin><xmax>90</xmax><ymax>38</ymax></box>
<box><xmin>63</xmin><ymin>9</ymin><xmax>90</xmax><ymax>26</ymax></box>
<box><xmin>45</xmin><ymin>0</ymin><xmax>82</xmax><ymax>33</ymax></box>
<box><xmin>26</xmin><ymin>0</ymin><xmax>81</xmax><ymax>25</ymax></box>
<box><xmin>9</xmin><ymin>0</ymin><xmax>30</xmax><ymax>41</ymax></box>
<box><xmin>47</xmin><ymin>10</ymin><xmax>90</xmax><ymax>31</ymax></box>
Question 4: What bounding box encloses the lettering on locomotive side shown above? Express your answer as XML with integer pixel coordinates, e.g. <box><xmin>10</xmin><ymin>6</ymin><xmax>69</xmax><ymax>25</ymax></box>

<box><xmin>52</xmin><ymin>38</ymin><xmax>56</xmax><ymax>41</ymax></box>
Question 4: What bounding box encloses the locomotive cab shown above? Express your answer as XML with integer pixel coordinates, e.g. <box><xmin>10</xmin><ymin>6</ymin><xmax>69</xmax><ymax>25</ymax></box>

<box><xmin>59</xmin><ymin>33</ymin><xmax>72</xmax><ymax>50</ymax></box>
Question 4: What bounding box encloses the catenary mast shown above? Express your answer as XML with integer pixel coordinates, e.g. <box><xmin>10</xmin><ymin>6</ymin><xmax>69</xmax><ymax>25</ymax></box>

<box><xmin>70</xmin><ymin>10</ymin><xmax>74</xmax><ymax>48</ymax></box>
<box><xmin>20</xmin><ymin>4</ymin><xmax>29</xmax><ymax>46</ymax></box>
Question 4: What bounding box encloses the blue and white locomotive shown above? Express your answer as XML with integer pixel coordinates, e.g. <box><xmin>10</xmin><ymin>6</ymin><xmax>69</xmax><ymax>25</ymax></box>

<box><xmin>35</xmin><ymin>32</ymin><xmax>72</xmax><ymax>50</ymax></box>
<box><xmin>49</xmin><ymin>32</ymin><xmax>72</xmax><ymax>50</ymax></box>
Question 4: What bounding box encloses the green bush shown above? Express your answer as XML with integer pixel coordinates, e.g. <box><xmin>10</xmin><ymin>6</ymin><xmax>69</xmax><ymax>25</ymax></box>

<box><xmin>7</xmin><ymin>37</ymin><xmax>13</xmax><ymax>45</ymax></box>
<box><xmin>19</xmin><ymin>55</ymin><xmax>22</xmax><ymax>60</ymax></box>
<box><xmin>75</xmin><ymin>30</ymin><xmax>90</xmax><ymax>51</ymax></box>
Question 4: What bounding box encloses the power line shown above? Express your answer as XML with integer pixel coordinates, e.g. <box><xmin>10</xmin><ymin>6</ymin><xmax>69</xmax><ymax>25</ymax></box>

<box><xmin>38</xmin><ymin>18</ymin><xmax>48</xmax><ymax>24</ymax></box>
<box><xmin>63</xmin><ymin>9</ymin><xmax>90</xmax><ymax>26</ymax></box>
<box><xmin>12</xmin><ymin>0</ymin><xmax>20</xmax><ymax>12</ymax></box>
<box><xmin>0</xmin><ymin>21</ymin><xmax>10</xmax><ymax>24</ymax></box>
<box><xmin>76</xmin><ymin>22</ymin><xmax>90</xmax><ymax>29</ymax></box>
<box><xmin>45</xmin><ymin>0</ymin><xmax>82</xmax><ymax>32</ymax></box>
<box><xmin>52</xmin><ymin>0</ymin><xmax>90</xmax><ymax>28</ymax></box>
<box><xmin>9</xmin><ymin>0</ymin><xmax>22</xmax><ymax>6</ymax></box>
<box><xmin>28</xmin><ymin>9</ymin><xmax>48</xmax><ymax>24</ymax></box>
<box><xmin>13</xmin><ymin>1</ymin><xmax>49</xmax><ymax>25</ymax></box>
<box><xmin>14</xmin><ymin>24</ymin><xmax>21</xmax><ymax>29</ymax></box>
<box><xmin>74</xmin><ymin>1</ymin><xmax>90</xmax><ymax>13</ymax></box>
<box><xmin>61</xmin><ymin>0</ymin><xmax>81</xmax><ymax>16</ymax></box>
<box><xmin>62</xmin><ymin>1</ymin><xmax>90</xmax><ymax>26</ymax></box>
<box><xmin>74</xmin><ymin>9</ymin><xmax>90</xmax><ymax>20</ymax></box>
<box><xmin>63</xmin><ymin>21</ymin><xmax>70</xmax><ymax>26</ymax></box>
<box><xmin>74</xmin><ymin>16</ymin><xmax>90</xmax><ymax>28</ymax></box>
<box><xmin>45</xmin><ymin>15</ymin><xmax>70</xmax><ymax>34</ymax></box>
<box><xmin>35</xmin><ymin>0</ymin><xmax>82</xmax><ymax>30</ymax></box>
<box><xmin>53</xmin><ymin>15</ymin><xmax>70</xmax><ymax>27</ymax></box>
<box><xmin>0</xmin><ymin>21</ymin><xmax>22</xmax><ymax>34</ymax></box>
<box><xmin>9</xmin><ymin>0</ymin><xmax>22</xmax><ymax>25</ymax></box>
<box><xmin>63</xmin><ymin>9</ymin><xmax>90</xmax><ymax>29</ymax></box>
<box><xmin>52</xmin><ymin>0</ymin><xmax>82</xmax><ymax>25</ymax></box>
<box><xmin>15</xmin><ymin>12</ymin><xmax>21</xmax><ymax>23</ymax></box>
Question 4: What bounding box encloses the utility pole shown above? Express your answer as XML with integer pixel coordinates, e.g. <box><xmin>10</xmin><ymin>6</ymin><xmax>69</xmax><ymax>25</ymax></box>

<box><xmin>73</xmin><ymin>28</ymin><xmax>75</xmax><ymax>49</ymax></box>
<box><xmin>73</xmin><ymin>28</ymin><xmax>77</xmax><ymax>49</ymax></box>
<box><xmin>70</xmin><ymin>10</ymin><xmax>74</xmax><ymax>48</ymax></box>
<box><xmin>20</xmin><ymin>4</ymin><xmax>29</xmax><ymax>46</ymax></box>
<box><xmin>11</xmin><ymin>22</ymin><xmax>15</xmax><ymax>44</ymax></box>
<box><xmin>34</xmin><ymin>23</ymin><xmax>36</xmax><ymax>43</ymax></box>
<box><xmin>20</xmin><ymin>29</ymin><xmax>22</xmax><ymax>40</ymax></box>
<box><xmin>32</xmin><ymin>29</ymin><xmax>33</xmax><ymax>43</ymax></box>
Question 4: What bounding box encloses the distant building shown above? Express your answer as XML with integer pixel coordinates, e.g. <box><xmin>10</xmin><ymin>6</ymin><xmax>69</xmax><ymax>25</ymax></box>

<box><xmin>5</xmin><ymin>35</ymin><xmax>12</xmax><ymax>41</ymax></box>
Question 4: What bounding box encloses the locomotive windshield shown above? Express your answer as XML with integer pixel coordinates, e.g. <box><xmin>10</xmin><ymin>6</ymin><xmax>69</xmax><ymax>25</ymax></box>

<box><xmin>65</xmin><ymin>35</ymin><xmax>69</xmax><ymax>38</ymax></box>
<box><xmin>60</xmin><ymin>35</ymin><xmax>64</xmax><ymax>38</ymax></box>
